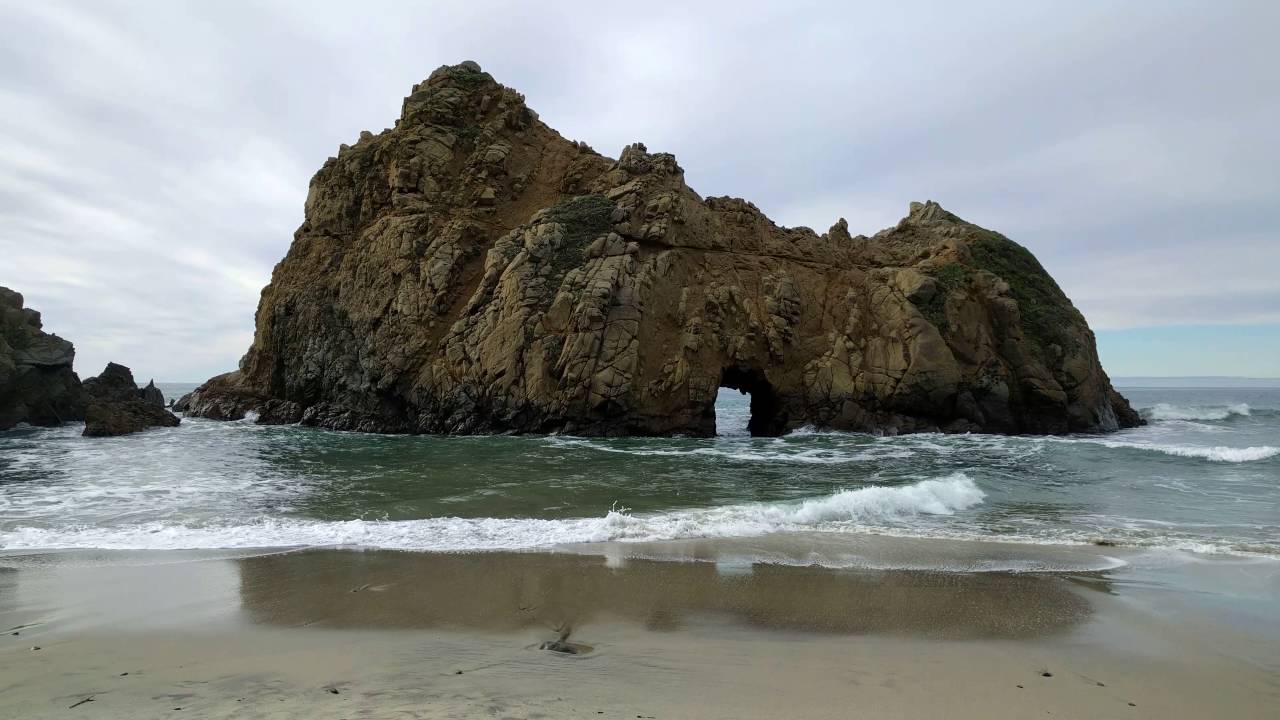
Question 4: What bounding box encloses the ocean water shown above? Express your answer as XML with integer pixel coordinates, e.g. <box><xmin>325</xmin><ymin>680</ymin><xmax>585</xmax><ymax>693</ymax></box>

<box><xmin>0</xmin><ymin>383</ymin><xmax>1277</xmax><ymax>566</ymax></box>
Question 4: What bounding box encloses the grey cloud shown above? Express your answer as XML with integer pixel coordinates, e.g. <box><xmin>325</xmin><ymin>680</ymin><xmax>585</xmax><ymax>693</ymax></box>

<box><xmin>0</xmin><ymin>0</ymin><xmax>1276</xmax><ymax>379</ymax></box>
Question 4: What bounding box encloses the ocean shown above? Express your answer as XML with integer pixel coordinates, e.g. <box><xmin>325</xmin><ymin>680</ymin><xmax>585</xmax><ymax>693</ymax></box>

<box><xmin>1</xmin><ymin>382</ymin><xmax>1276</xmax><ymax>568</ymax></box>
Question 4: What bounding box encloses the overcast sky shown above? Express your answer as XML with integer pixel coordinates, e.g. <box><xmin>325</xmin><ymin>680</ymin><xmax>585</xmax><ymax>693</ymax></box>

<box><xmin>1</xmin><ymin>0</ymin><xmax>1277</xmax><ymax>381</ymax></box>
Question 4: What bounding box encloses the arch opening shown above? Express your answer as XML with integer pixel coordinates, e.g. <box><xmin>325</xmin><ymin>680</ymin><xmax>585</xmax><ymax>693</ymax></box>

<box><xmin>715</xmin><ymin>366</ymin><xmax>788</xmax><ymax>437</ymax></box>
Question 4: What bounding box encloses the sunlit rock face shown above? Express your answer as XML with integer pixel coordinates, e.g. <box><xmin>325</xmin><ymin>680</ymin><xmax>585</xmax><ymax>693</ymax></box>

<box><xmin>185</xmin><ymin>62</ymin><xmax>1140</xmax><ymax>437</ymax></box>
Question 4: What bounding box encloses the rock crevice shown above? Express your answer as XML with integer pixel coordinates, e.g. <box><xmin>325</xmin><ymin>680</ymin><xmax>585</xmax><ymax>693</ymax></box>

<box><xmin>183</xmin><ymin>62</ymin><xmax>1141</xmax><ymax>437</ymax></box>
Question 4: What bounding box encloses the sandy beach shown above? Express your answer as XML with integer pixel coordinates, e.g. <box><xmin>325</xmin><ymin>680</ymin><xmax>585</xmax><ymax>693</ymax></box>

<box><xmin>4</xmin><ymin>2</ymin><xmax>1279</xmax><ymax>718</ymax></box>
<box><xmin>2</xmin><ymin>544</ymin><xmax>1277</xmax><ymax>719</ymax></box>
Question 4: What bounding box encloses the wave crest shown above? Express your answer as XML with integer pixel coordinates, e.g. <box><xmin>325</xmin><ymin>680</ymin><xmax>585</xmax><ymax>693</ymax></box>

<box><xmin>1142</xmin><ymin>403</ymin><xmax>1251</xmax><ymax>421</ymax></box>
<box><xmin>783</xmin><ymin>475</ymin><xmax>985</xmax><ymax>523</ymax></box>
<box><xmin>1092</xmin><ymin>441</ymin><xmax>1278</xmax><ymax>463</ymax></box>
<box><xmin>0</xmin><ymin>474</ymin><xmax>985</xmax><ymax>552</ymax></box>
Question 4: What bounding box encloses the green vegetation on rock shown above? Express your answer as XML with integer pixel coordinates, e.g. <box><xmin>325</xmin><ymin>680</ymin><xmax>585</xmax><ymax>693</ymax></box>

<box><xmin>916</xmin><ymin>232</ymin><xmax>1083</xmax><ymax>357</ymax></box>
<box><xmin>545</xmin><ymin>194</ymin><xmax>615</xmax><ymax>275</ymax></box>
<box><xmin>447</xmin><ymin>65</ymin><xmax>492</xmax><ymax>90</ymax></box>
<box><xmin>919</xmin><ymin>262</ymin><xmax>971</xmax><ymax>331</ymax></box>
<box><xmin>967</xmin><ymin>230</ymin><xmax>1082</xmax><ymax>357</ymax></box>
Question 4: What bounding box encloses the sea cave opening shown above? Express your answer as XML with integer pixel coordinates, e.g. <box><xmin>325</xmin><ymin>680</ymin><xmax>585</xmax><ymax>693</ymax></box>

<box><xmin>714</xmin><ymin>366</ymin><xmax>788</xmax><ymax>438</ymax></box>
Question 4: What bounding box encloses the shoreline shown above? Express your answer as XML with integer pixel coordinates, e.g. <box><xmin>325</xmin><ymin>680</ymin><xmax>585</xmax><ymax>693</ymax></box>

<box><xmin>6</xmin><ymin>403</ymin><xmax>1277</xmax><ymax>561</ymax></box>
<box><xmin>3</xmin><ymin>546</ymin><xmax>1277</xmax><ymax>718</ymax></box>
<box><xmin>5</xmin><ymin>515</ymin><xmax>1278</xmax><ymax>565</ymax></box>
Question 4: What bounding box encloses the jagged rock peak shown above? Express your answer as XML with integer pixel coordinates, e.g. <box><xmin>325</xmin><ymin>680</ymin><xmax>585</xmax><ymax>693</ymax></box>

<box><xmin>905</xmin><ymin>199</ymin><xmax>963</xmax><ymax>226</ymax></box>
<box><xmin>182</xmin><ymin>64</ymin><xmax>1141</xmax><ymax>437</ymax></box>
<box><xmin>140</xmin><ymin>379</ymin><xmax>164</xmax><ymax>407</ymax></box>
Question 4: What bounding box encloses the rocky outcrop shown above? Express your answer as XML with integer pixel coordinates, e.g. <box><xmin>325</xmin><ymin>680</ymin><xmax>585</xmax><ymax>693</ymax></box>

<box><xmin>0</xmin><ymin>287</ymin><xmax>85</xmax><ymax>429</ymax></box>
<box><xmin>82</xmin><ymin>363</ymin><xmax>179</xmax><ymax>437</ymax></box>
<box><xmin>140</xmin><ymin>379</ymin><xmax>165</xmax><ymax>407</ymax></box>
<box><xmin>1</xmin><ymin>287</ymin><xmax>178</xmax><ymax>436</ymax></box>
<box><xmin>185</xmin><ymin>62</ymin><xmax>1141</xmax><ymax>437</ymax></box>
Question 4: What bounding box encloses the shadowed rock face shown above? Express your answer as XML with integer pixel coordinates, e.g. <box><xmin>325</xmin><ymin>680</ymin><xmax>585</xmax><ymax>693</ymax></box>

<box><xmin>0</xmin><ymin>286</ymin><xmax>85</xmax><ymax>429</ymax></box>
<box><xmin>185</xmin><ymin>61</ymin><xmax>1141</xmax><ymax>437</ymax></box>
<box><xmin>82</xmin><ymin>362</ymin><xmax>178</xmax><ymax>437</ymax></box>
<box><xmin>1</xmin><ymin>288</ymin><xmax>177</xmax><ymax>436</ymax></box>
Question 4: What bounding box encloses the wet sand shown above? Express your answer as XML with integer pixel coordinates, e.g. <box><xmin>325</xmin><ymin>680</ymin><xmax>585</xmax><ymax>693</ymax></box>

<box><xmin>1</xmin><ymin>545</ymin><xmax>1278</xmax><ymax>718</ymax></box>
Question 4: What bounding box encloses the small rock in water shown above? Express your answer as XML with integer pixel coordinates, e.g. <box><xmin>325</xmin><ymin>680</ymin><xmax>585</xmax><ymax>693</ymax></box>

<box><xmin>1041</xmin><ymin>671</ymin><xmax>1053</xmax><ymax>677</ymax></box>
<box><xmin>81</xmin><ymin>362</ymin><xmax>180</xmax><ymax>436</ymax></box>
<box><xmin>328</xmin><ymin>688</ymin><xmax>340</xmax><ymax>694</ymax></box>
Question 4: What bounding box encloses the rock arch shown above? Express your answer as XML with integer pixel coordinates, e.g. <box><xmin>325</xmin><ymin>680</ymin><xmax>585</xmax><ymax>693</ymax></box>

<box><xmin>718</xmin><ymin>366</ymin><xmax>787</xmax><ymax>437</ymax></box>
<box><xmin>183</xmin><ymin>62</ymin><xmax>1141</xmax><ymax>437</ymax></box>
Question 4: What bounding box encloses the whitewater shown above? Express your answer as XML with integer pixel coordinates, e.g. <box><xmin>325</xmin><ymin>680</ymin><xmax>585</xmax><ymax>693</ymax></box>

<box><xmin>1</xmin><ymin>384</ymin><xmax>1278</xmax><ymax>563</ymax></box>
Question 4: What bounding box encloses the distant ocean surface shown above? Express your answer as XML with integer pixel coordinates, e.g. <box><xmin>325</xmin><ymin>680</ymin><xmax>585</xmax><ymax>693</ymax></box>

<box><xmin>1</xmin><ymin>381</ymin><xmax>1277</xmax><ymax>567</ymax></box>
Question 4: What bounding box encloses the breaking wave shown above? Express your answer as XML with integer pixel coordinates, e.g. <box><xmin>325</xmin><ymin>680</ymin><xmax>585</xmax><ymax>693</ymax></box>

<box><xmin>1083</xmin><ymin>441</ymin><xmax>1279</xmax><ymax>463</ymax></box>
<box><xmin>1142</xmin><ymin>403</ymin><xmax>1251</xmax><ymax>422</ymax></box>
<box><xmin>0</xmin><ymin>474</ymin><xmax>985</xmax><ymax>551</ymax></box>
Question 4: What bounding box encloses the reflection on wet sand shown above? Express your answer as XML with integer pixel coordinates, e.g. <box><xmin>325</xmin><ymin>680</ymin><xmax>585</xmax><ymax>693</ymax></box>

<box><xmin>237</xmin><ymin>550</ymin><xmax>1099</xmax><ymax>639</ymax></box>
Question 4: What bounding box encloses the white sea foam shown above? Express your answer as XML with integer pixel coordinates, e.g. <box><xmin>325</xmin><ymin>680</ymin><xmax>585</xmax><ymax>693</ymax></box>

<box><xmin>1143</xmin><ymin>403</ymin><xmax>1251</xmax><ymax>421</ymax></box>
<box><xmin>547</xmin><ymin>437</ymin><xmax>916</xmax><ymax>464</ymax></box>
<box><xmin>1086</xmin><ymin>441</ymin><xmax>1279</xmax><ymax>463</ymax></box>
<box><xmin>0</xmin><ymin>474</ymin><xmax>985</xmax><ymax>551</ymax></box>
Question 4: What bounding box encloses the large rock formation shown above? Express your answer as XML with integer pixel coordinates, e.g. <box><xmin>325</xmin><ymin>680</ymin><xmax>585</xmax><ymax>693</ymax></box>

<box><xmin>185</xmin><ymin>62</ymin><xmax>1141</xmax><ymax>437</ymax></box>
<box><xmin>0</xmin><ymin>287</ymin><xmax>85</xmax><ymax>429</ymax></box>
<box><xmin>81</xmin><ymin>362</ymin><xmax>179</xmax><ymax>437</ymax></box>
